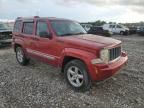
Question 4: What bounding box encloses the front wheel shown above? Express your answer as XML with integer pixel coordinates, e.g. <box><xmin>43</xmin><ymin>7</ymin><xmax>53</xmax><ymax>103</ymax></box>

<box><xmin>120</xmin><ymin>31</ymin><xmax>124</xmax><ymax>35</ymax></box>
<box><xmin>64</xmin><ymin>59</ymin><xmax>91</xmax><ymax>92</ymax></box>
<box><xmin>16</xmin><ymin>47</ymin><xmax>30</xmax><ymax>66</ymax></box>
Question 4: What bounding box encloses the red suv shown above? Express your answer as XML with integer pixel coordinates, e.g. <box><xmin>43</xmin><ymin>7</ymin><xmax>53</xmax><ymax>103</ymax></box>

<box><xmin>12</xmin><ymin>16</ymin><xmax>128</xmax><ymax>91</ymax></box>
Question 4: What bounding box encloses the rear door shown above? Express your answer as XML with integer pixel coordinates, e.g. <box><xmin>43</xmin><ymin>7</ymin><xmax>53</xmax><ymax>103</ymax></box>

<box><xmin>21</xmin><ymin>20</ymin><xmax>35</xmax><ymax>55</ymax></box>
<box><xmin>12</xmin><ymin>20</ymin><xmax>22</xmax><ymax>45</ymax></box>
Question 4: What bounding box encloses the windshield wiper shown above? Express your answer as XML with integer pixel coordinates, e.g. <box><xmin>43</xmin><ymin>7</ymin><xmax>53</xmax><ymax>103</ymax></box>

<box><xmin>59</xmin><ymin>32</ymin><xmax>86</xmax><ymax>36</ymax></box>
<box><xmin>59</xmin><ymin>33</ymin><xmax>75</xmax><ymax>36</ymax></box>
<box><xmin>74</xmin><ymin>32</ymin><xmax>87</xmax><ymax>35</ymax></box>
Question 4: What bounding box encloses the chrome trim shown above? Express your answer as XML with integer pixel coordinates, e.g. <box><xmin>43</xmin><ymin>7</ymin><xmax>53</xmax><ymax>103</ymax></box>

<box><xmin>109</xmin><ymin>56</ymin><xmax>121</xmax><ymax>64</ymax></box>
<box><xmin>26</xmin><ymin>48</ymin><xmax>60</xmax><ymax>60</ymax></box>
<box><xmin>91</xmin><ymin>59</ymin><xmax>103</xmax><ymax>64</ymax></box>
<box><xmin>109</xmin><ymin>46</ymin><xmax>121</xmax><ymax>61</ymax></box>
<box><xmin>91</xmin><ymin>56</ymin><xmax>121</xmax><ymax>65</ymax></box>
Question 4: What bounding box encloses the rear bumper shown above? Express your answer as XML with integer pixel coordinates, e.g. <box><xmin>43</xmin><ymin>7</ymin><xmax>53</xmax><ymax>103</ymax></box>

<box><xmin>89</xmin><ymin>53</ymin><xmax>128</xmax><ymax>81</ymax></box>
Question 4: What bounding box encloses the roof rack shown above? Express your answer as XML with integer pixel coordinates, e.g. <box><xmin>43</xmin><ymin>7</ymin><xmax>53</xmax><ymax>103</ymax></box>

<box><xmin>34</xmin><ymin>16</ymin><xmax>40</xmax><ymax>18</ymax></box>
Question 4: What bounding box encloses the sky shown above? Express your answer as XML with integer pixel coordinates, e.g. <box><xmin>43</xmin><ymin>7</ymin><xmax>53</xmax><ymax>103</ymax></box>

<box><xmin>0</xmin><ymin>0</ymin><xmax>144</xmax><ymax>23</ymax></box>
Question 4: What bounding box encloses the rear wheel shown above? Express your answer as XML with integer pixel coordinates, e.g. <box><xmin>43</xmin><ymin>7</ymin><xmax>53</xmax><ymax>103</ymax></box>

<box><xmin>64</xmin><ymin>59</ymin><xmax>91</xmax><ymax>91</ymax></box>
<box><xmin>16</xmin><ymin>47</ymin><xmax>30</xmax><ymax>66</ymax></box>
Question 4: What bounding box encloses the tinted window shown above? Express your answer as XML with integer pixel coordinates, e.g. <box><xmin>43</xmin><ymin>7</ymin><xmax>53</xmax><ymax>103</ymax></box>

<box><xmin>96</xmin><ymin>27</ymin><xmax>103</xmax><ymax>31</ymax></box>
<box><xmin>13</xmin><ymin>20</ymin><xmax>22</xmax><ymax>32</ymax></box>
<box><xmin>23</xmin><ymin>22</ymin><xmax>34</xmax><ymax>35</ymax></box>
<box><xmin>117</xmin><ymin>25</ymin><xmax>122</xmax><ymax>28</ymax></box>
<box><xmin>109</xmin><ymin>25</ymin><xmax>115</xmax><ymax>28</ymax></box>
<box><xmin>91</xmin><ymin>27</ymin><xmax>102</xmax><ymax>31</ymax></box>
<box><xmin>36</xmin><ymin>21</ymin><xmax>49</xmax><ymax>37</ymax></box>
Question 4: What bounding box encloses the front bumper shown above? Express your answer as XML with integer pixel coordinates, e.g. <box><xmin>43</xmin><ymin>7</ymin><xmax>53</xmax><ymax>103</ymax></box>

<box><xmin>0</xmin><ymin>39</ymin><xmax>12</xmax><ymax>47</ymax></box>
<box><xmin>89</xmin><ymin>53</ymin><xmax>128</xmax><ymax>81</ymax></box>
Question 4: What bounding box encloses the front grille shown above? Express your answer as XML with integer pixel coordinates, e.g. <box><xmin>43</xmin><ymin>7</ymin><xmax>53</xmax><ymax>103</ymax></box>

<box><xmin>109</xmin><ymin>46</ymin><xmax>121</xmax><ymax>61</ymax></box>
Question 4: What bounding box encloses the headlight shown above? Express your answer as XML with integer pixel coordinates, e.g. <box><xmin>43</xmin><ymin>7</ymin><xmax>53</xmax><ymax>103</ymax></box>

<box><xmin>100</xmin><ymin>49</ymin><xmax>109</xmax><ymax>63</ymax></box>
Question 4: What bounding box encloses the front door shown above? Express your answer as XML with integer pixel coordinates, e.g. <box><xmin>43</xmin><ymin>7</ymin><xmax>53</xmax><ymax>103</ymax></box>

<box><xmin>115</xmin><ymin>25</ymin><xmax>122</xmax><ymax>34</ymax></box>
<box><xmin>32</xmin><ymin>20</ymin><xmax>59</xmax><ymax>66</ymax></box>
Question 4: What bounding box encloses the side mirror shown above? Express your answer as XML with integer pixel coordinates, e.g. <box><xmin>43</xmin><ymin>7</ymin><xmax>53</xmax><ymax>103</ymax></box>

<box><xmin>39</xmin><ymin>31</ymin><xmax>52</xmax><ymax>39</ymax></box>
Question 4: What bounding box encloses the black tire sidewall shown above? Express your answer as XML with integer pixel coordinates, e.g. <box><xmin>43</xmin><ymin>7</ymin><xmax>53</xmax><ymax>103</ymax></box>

<box><xmin>16</xmin><ymin>47</ymin><xmax>29</xmax><ymax>65</ymax></box>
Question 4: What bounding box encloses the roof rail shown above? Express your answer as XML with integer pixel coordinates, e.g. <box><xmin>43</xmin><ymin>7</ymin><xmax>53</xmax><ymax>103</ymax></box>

<box><xmin>48</xmin><ymin>17</ymin><xmax>56</xmax><ymax>18</ymax></box>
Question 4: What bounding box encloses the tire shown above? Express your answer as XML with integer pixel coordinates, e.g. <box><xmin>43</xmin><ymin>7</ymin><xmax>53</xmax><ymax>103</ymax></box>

<box><xmin>64</xmin><ymin>59</ymin><xmax>91</xmax><ymax>92</ymax></box>
<box><xmin>120</xmin><ymin>31</ymin><xmax>124</xmax><ymax>35</ymax></box>
<box><xmin>16</xmin><ymin>47</ymin><xmax>30</xmax><ymax>66</ymax></box>
<box><xmin>125</xmin><ymin>31</ymin><xmax>129</xmax><ymax>35</ymax></box>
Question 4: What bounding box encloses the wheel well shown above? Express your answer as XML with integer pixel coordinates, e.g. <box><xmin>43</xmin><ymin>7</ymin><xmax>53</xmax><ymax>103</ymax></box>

<box><xmin>14</xmin><ymin>44</ymin><xmax>22</xmax><ymax>52</ymax></box>
<box><xmin>61</xmin><ymin>56</ymin><xmax>84</xmax><ymax>73</ymax></box>
<box><xmin>120</xmin><ymin>31</ymin><xmax>124</xmax><ymax>33</ymax></box>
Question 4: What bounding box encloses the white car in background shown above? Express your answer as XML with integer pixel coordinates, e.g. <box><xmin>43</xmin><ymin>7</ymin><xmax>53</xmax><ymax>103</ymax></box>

<box><xmin>103</xmin><ymin>24</ymin><xmax>129</xmax><ymax>35</ymax></box>
<box><xmin>81</xmin><ymin>24</ymin><xmax>92</xmax><ymax>32</ymax></box>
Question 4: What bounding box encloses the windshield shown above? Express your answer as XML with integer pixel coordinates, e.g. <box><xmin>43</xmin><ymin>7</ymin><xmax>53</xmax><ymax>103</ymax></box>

<box><xmin>50</xmin><ymin>20</ymin><xmax>87</xmax><ymax>36</ymax></box>
<box><xmin>0</xmin><ymin>23</ymin><xmax>11</xmax><ymax>30</ymax></box>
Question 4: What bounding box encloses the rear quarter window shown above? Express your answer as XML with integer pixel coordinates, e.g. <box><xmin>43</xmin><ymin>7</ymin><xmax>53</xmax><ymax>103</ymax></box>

<box><xmin>13</xmin><ymin>20</ymin><xmax>22</xmax><ymax>33</ymax></box>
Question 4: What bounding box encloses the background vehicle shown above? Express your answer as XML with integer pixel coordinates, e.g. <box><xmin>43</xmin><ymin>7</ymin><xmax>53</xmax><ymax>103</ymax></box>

<box><xmin>128</xmin><ymin>26</ymin><xmax>137</xmax><ymax>35</ymax></box>
<box><xmin>12</xmin><ymin>16</ymin><xmax>128</xmax><ymax>91</ymax></box>
<box><xmin>88</xmin><ymin>26</ymin><xmax>112</xmax><ymax>37</ymax></box>
<box><xmin>137</xmin><ymin>26</ymin><xmax>144</xmax><ymax>36</ymax></box>
<box><xmin>81</xmin><ymin>23</ymin><xmax>92</xmax><ymax>32</ymax></box>
<box><xmin>103</xmin><ymin>24</ymin><xmax>129</xmax><ymax>35</ymax></box>
<box><xmin>0</xmin><ymin>22</ymin><xmax>12</xmax><ymax>47</ymax></box>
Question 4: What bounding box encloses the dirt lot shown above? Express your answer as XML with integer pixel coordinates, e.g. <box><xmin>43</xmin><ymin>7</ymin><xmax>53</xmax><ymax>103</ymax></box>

<box><xmin>0</xmin><ymin>35</ymin><xmax>144</xmax><ymax>108</ymax></box>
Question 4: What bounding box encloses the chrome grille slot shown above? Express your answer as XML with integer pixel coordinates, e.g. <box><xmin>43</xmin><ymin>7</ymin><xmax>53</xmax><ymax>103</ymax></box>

<box><xmin>109</xmin><ymin>46</ymin><xmax>121</xmax><ymax>61</ymax></box>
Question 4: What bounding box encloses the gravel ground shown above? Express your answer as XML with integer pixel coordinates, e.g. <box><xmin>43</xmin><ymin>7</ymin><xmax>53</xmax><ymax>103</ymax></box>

<box><xmin>0</xmin><ymin>35</ymin><xmax>144</xmax><ymax>108</ymax></box>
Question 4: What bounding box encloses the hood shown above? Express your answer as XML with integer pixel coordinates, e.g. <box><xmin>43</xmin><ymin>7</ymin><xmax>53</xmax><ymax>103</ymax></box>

<box><xmin>0</xmin><ymin>30</ymin><xmax>12</xmax><ymax>33</ymax></box>
<box><xmin>58</xmin><ymin>34</ymin><xmax>121</xmax><ymax>50</ymax></box>
<box><xmin>121</xmin><ymin>25</ymin><xmax>129</xmax><ymax>30</ymax></box>
<box><xmin>75</xmin><ymin>34</ymin><xmax>121</xmax><ymax>45</ymax></box>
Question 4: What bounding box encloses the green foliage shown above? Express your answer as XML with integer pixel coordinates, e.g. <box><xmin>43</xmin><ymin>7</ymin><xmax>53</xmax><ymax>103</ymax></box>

<box><xmin>81</xmin><ymin>20</ymin><xmax>107</xmax><ymax>26</ymax></box>
<box><xmin>93</xmin><ymin>20</ymin><xmax>106</xmax><ymax>26</ymax></box>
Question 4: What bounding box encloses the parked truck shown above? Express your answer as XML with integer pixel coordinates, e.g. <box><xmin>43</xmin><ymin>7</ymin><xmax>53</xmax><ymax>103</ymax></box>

<box><xmin>0</xmin><ymin>22</ymin><xmax>13</xmax><ymax>47</ymax></box>
<box><xmin>103</xmin><ymin>24</ymin><xmax>129</xmax><ymax>35</ymax></box>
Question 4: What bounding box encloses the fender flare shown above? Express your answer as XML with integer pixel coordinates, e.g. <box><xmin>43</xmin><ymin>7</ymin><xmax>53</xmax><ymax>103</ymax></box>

<box><xmin>59</xmin><ymin>48</ymin><xmax>98</xmax><ymax>80</ymax></box>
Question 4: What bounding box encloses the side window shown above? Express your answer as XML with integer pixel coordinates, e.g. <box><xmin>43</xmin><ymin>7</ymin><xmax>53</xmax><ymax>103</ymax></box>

<box><xmin>36</xmin><ymin>21</ymin><xmax>49</xmax><ymax>38</ymax></box>
<box><xmin>109</xmin><ymin>25</ymin><xmax>113</xmax><ymax>28</ymax></box>
<box><xmin>117</xmin><ymin>25</ymin><xmax>122</xmax><ymax>28</ymax></box>
<box><xmin>113</xmin><ymin>25</ymin><xmax>116</xmax><ymax>28</ymax></box>
<box><xmin>110</xmin><ymin>25</ymin><xmax>115</xmax><ymax>28</ymax></box>
<box><xmin>23</xmin><ymin>22</ymin><xmax>34</xmax><ymax>35</ymax></box>
<box><xmin>13</xmin><ymin>20</ymin><xmax>22</xmax><ymax>32</ymax></box>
